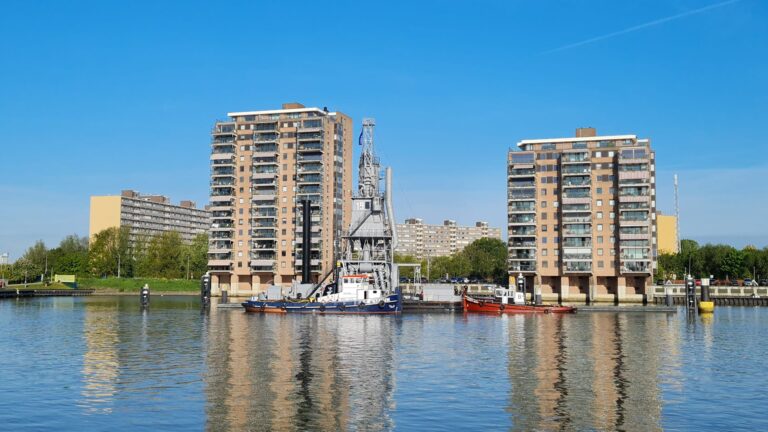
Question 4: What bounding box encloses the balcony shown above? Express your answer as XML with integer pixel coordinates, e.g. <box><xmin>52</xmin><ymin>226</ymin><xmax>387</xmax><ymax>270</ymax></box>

<box><xmin>562</xmin><ymin>176</ymin><xmax>591</xmax><ymax>187</ymax></box>
<box><xmin>509</xmin><ymin>180</ymin><xmax>535</xmax><ymax>188</ymax></box>
<box><xmin>298</xmin><ymin>132</ymin><xmax>323</xmax><ymax>141</ymax></box>
<box><xmin>618</xmin><ymin>170</ymin><xmax>650</xmax><ymax>181</ymax></box>
<box><xmin>563</xmin><ymin>239</ymin><xmax>592</xmax><ymax>248</ymax></box>
<box><xmin>510</xmin><ymin>227</ymin><xmax>536</xmax><ymax>236</ymax></box>
<box><xmin>508</xmin><ymin>168</ymin><xmax>536</xmax><ymax>177</ymax></box>
<box><xmin>562</xmin><ymin>196</ymin><xmax>591</xmax><ymax>205</ymax></box>
<box><xmin>509</xmin><ymin>203</ymin><xmax>536</xmax><ymax>213</ymax></box>
<box><xmin>298</xmin><ymin>142</ymin><xmax>324</xmax><ymax>152</ymax></box>
<box><xmin>254</xmin><ymin>157</ymin><xmax>279</xmax><ymax>165</ymax></box>
<box><xmin>621</xmin><ymin>261</ymin><xmax>652</xmax><ymax>274</ymax></box>
<box><xmin>211</xmin><ymin>168</ymin><xmax>235</xmax><ymax>177</ymax></box>
<box><xmin>250</xmin><ymin>259</ymin><xmax>276</xmax><ymax>267</ymax></box>
<box><xmin>298</xmin><ymin>174</ymin><xmax>323</xmax><ymax>184</ymax></box>
<box><xmin>509</xmin><ymin>251</ymin><xmax>536</xmax><ymax>260</ymax></box>
<box><xmin>509</xmin><ymin>262</ymin><xmax>536</xmax><ymax>273</ymax></box>
<box><xmin>561</xmin><ymin>152</ymin><xmax>589</xmax><ymax>164</ymax></box>
<box><xmin>298</xmin><ymin>163</ymin><xmax>323</xmax><ymax>173</ymax></box>
<box><xmin>561</xmin><ymin>204</ymin><xmax>591</xmax><ymax>213</ymax></box>
<box><xmin>562</xmin><ymin>215</ymin><xmax>591</xmax><ymax>223</ymax></box>
<box><xmin>508</xmin><ymin>215</ymin><xmax>536</xmax><ymax>225</ymax></box>
<box><xmin>564</xmin><ymin>262</ymin><xmax>592</xmax><ymax>273</ymax></box>
<box><xmin>252</xmin><ymin>210</ymin><xmax>277</xmax><ymax>218</ymax></box>
<box><xmin>253</xmin><ymin>133</ymin><xmax>279</xmax><ymax>143</ymax></box>
<box><xmin>212</xmin><ymin>123</ymin><xmax>235</xmax><ymax>135</ymax></box>
<box><xmin>298</xmin><ymin>153</ymin><xmax>323</xmax><ymax>162</ymax></box>
<box><xmin>508</xmin><ymin>240</ymin><xmax>536</xmax><ymax>248</ymax></box>
<box><xmin>561</xmin><ymin>164</ymin><xmax>591</xmax><ymax>175</ymax></box>
<box><xmin>508</xmin><ymin>189</ymin><xmax>536</xmax><ymax>200</ymax></box>
<box><xmin>253</xmin><ymin>241</ymin><xmax>276</xmax><ymax>251</ymax></box>
<box><xmin>562</xmin><ymin>253</ymin><xmax>592</xmax><ymax>261</ymax></box>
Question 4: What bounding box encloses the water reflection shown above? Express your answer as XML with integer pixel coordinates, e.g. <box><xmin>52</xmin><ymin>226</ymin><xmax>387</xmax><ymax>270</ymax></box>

<box><xmin>81</xmin><ymin>301</ymin><xmax>119</xmax><ymax>414</ymax></box>
<box><xmin>204</xmin><ymin>309</ymin><xmax>395</xmax><ymax>431</ymax></box>
<box><xmin>506</xmin><ymin>313</ymin><xmax>671</xmax><ymax>431</ymax></box>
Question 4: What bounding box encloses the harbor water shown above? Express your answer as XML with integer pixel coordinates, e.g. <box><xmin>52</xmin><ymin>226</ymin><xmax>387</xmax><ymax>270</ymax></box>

<box><xmin>1</xmin><ymin>296</ymin><xmax>767</xmax><ymax>431</ymax></box>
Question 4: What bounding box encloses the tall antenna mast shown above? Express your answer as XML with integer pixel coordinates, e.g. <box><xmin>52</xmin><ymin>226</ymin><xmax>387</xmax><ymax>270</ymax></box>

<box><xmin>674</xmin><ymin>174</ymin><xmax>681</xmax><ymax>254</ymax></box>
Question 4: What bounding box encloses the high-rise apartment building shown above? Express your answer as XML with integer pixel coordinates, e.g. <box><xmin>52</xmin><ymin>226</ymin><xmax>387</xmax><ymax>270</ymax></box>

<box><xmin>395</xmin><ymin>218</ymin><xmax>502</xmax><ymax>258</ymax></box>
<box><xmin>508</xmin><ymin>128</ymin><xmax>656</xmax><ymax>303</ymax></box>
<box><xmin>208</xmin><ymin>103</ymin><xmax>352</xmax><ymax>295</ymax></box>
<box><xmin>89</xmin><ymin>190</ymin><xmax>210</xmax><ymax>246</ymax></box>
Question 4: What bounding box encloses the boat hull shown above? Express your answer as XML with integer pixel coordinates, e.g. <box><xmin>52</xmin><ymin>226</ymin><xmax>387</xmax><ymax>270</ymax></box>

<box><xmin>242</xmin><ymin>292</ymin><xmax>402</xmax><ymax>315</ymax></box>
<box><xmin>463</xmin><ymin>296</ymin><xmax>576</xmax><ymax>314</ymax></box>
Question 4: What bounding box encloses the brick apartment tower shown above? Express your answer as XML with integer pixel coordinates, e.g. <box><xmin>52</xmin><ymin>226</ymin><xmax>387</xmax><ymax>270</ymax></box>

<box><xmin>208</xmin><ymin>103</ymin><xmax>353</xmax><ymax>296</ymax></box>
<box><xmin>507</xmin><ymin>128</ymin><xmax>657</xmax><ymax>303</ymax></box>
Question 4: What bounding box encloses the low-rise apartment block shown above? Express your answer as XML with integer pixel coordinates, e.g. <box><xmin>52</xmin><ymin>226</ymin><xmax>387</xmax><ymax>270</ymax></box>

<box><xmin>508</xmin><ymin>128</ymin><xmax>657</xmax><ymax>303</ymax></box>
<box><xmin>396</xmin><ymin>218</ymin><xmax>502</xmax><ymax>258</ymax></box>
<box><xmin>89</xmin><ymin>190</ymin><xmax>210</xmax><ymax>246</ymax></box>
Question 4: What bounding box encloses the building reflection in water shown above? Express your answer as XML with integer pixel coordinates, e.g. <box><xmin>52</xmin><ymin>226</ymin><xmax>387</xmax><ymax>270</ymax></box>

<box><xmin>204</xmin><ymin>306</ymin><xmax>395</xmax><ymax>431</ymax></box>
<box><xmin>507</xmin><ymin>313</ymin><xmax>673</xmax><ymax>431</ymax></box>
<box><xmin>80</xmin><ymin>300</ymin><xmax>120</xmax><ymax>414</ymax></box>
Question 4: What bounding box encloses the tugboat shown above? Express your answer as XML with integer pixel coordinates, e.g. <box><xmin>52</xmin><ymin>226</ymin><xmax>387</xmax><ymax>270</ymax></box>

<box><xmin>242</xmin><ymin>118</ymin><xmax>402</xmax><ymax>314</ymax></box>
<box><xmin>463</xmin><ymin>274</ymin><xmax>576</xmax><ymax>314</ymax></box>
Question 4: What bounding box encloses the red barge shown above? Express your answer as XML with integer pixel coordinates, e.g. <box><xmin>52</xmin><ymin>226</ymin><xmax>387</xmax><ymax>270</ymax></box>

<box><xmin>463</xmin><ymin>288</ymin><xmax>576</xmax><ymax>314</ymax></box>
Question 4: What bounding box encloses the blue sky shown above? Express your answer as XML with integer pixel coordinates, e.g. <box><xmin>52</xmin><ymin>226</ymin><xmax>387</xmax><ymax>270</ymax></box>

<box><xmin>1</xmin><ymin>0</ymin><xmax>766</xmax><ymax>260</ymax></box>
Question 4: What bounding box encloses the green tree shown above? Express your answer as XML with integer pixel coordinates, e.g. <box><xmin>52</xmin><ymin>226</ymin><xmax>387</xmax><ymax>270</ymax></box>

<box><xmin>88</xmin><ymin>226</ymin><xmax>130</xmax><ymax>277</ymax></box>
<box><xmin>145</xmin><ymin>231</ymin><xmax>184</xmax><ymax>279</ymax></box>
<box><xmin>460</xmin><ymin>237</ymin><xmax>508</xmax><ymax>284</ymax></box>
<box><xmin>49</xmin><ymin>234</ymin><xmax>89</xmax><ymax>276</ymax></box>
<box><xmin>21</xmin><ymin>240</ymin><xmax>48</xmax><ymax>281</ymax></box>
<box><xmin>720</xmin><ymin>249</ymin><xmax>745</xmax><ymax>280</ymax></box>
<box><xmin>394</xmin><ymin>253</ymin><xmax>419</xmax><ymax>279</ymax></box>
<box><xmin>182</xmin><ymin>233</ymin><xmax>209</xmax><ymax>279</ymax></box>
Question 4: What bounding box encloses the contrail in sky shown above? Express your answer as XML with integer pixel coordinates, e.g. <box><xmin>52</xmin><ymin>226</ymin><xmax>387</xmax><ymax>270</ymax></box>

<box><xmin>542</xmin><ymin>0</ymin><xmax>742</xmax><ymax>54</ymax></box>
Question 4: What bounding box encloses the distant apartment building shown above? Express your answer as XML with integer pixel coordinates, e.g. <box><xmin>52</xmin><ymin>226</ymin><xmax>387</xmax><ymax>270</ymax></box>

<box><xmin>508</xmin><ymin>128</ymin><xmax>657</xmax><ymax>302</ymax></box>
<box><xmin>395</xmin><ymin>218</ymin><xmax>502</xmax><ymax>258</ymax></box>
<box><xmin>656</xmin><ymin>213</ymin><xmax>679</xmax><ymax>254</ymax></box>
<box><xmin>208</xmin><ymin>103</ymin><xmax>353</xmax><ymax>295</ymax></box>
<box><xmin>89</xmin><ymin>190</ymin><xmax>210</xmax><ymax>246</ymax></box>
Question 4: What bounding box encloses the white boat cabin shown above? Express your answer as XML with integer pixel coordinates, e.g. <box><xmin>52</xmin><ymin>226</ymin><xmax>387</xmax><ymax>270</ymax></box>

<box><xmin>318</xmin><ymin>274</ymin><xmax>385</xmax><ymax>304</ymax></box>
<box><xmin>494</xmin><ymin>288</ymin><xmax>525</xmax><ymax>305</ymax></box>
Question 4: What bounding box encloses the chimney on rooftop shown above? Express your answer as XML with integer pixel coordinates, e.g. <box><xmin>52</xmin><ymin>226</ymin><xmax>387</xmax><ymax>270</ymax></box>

<box><xmin>576</xmin><ymin>127</ymin><xmax>597</xmax><ymax>137</ymax></box>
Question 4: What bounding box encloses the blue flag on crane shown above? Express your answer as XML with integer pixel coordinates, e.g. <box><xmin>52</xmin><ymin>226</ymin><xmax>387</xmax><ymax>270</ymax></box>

<box><xmin>358</xmin><ymin>129</ymin><xmax>363</xmax><ymax>146</ymax></box>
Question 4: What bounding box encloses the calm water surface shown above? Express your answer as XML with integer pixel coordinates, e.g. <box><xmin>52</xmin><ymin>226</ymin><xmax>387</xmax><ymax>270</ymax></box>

<box><xmin>0</xmin><ymin>296</ymin><xmax>767</xmax><ymax>431</ymax></box>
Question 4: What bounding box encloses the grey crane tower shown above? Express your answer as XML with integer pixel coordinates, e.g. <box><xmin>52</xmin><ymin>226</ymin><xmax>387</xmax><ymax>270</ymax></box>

<box><xmin>338</xmin><ymin>118</ymin><xmax>398</xmax><ymax>294</ymax></box>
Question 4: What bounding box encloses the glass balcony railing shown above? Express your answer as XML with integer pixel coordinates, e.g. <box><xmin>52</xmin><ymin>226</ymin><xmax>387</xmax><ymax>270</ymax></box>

<box><xmin>563</xmin><ymin>239</ymin><xmax>591</xmax><ymax>248</ymax></box>
<box><xmin>509</xmin><ymin>262</ymin><xmax>536</xmax><ymax>272</ymax></box>
<box><xmin>508</xmin><ymin>215</ymin><xmax>536</xmax><ymax>224</ymax></box>
<box><xmin>509</xmin><ymin>190</ymin><xmax>536</xmax><ymax>200</ymax></box>
<box><xmin>565</xmin><ymin>262</ymin><xmax>592</xmax><ymax>272</ymax></box>
<box><xmin>561</xmin><ymin>153</ymin><xmax>589</xmax><ymax>163</ymax></box>
<box><xmin>509</xmin><ymin>203</ymin><xmax>535</xmax><ymax>211</ymax></box>
<box><xmin>509</xmin><ymin>168</ymin><xmax>536</xmax><ymax>176</ymax></box>
<box><xmin>509</xmin><ymin>240</ymin><xmax>536</xmax><ymax>247</ymax></box>
<box><xmin>510</xmin><ymin>227</ymin><xmax>536</xmax><ymax>236</ymax></box>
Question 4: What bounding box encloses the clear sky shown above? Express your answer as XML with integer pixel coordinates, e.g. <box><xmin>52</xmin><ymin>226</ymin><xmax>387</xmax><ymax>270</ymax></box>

<box><xmin>1</xmin><ymin>0</ymin><xmax>766</xmax><ymax>260</ymax></box>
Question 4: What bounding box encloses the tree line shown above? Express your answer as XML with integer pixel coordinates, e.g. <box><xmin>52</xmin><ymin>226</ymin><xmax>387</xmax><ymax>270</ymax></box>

<box><xmin>1</xmin><ymin>227</ymin><xmax>209</xmax><ymax>284</ymax></box>
<box><xmin>395</xmin><ymin>237</ymin><xmax>508</xmax><ymax>285</ymax></box>
<box><xmin>656</xmin><ymin>240</ymin><xmax>768</xmax><ymax>281</ymax></box>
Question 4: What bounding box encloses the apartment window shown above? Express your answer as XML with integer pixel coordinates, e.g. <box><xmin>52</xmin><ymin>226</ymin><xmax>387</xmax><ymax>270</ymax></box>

<box><xmin>238</xmin><ymin>240</ymin><xmax>243</xmax><ymax>247</ymax></box>
<box><xmin>554</xmin><ymin>224</ymin><xmax>559</xmax><ymax>232</ymax></box>
<box><xmin>282</xmin><ymin>197</ymin><xmax>287</xmax><ymax>203</ymax></box>
<box><xmin>239</xmin><ymin>187</ymin><xmax>244</xmax><ymax>193</ymax></box>
<box><xmin>542</xmin><ymin>225</ymin><xmax>548</xmax><ymax>232</ymax></box>
<box><xmin>610</xmin><ymin>236</ymin><xmax>616</xmax><ymax>243</ymax></box>
<box><xmin>238</xmin><ymin>262</ymin><xmax>242</xmax><ymax>268</ymax></box>
<box><xmin>283</xmin><ymin>164</ymin><xmax>288</xmax><ymax>170</ymax></box>
<box><xmin>240</xmin><ymin>155</ymin><xmax>244</xmax><ymax>161</ymax></box>
<box><xmin>611</xmin><ymin>261</ymin><xmax>616</xmax><ymax>268</ymax></box>
<box><xmin>610</xmin><ymin>249</ymin><xmax>616</xmax><ymax>256</ymax></box>
<box><xmin>283</xmin><ymin>175</ymin><xmax>287</xmax><ymax>181</ymax></box>
<box><xmin>238</xmin><ymin>230</ymin><xmax>243</xmax><ymax>235</ymax></box>
<box><xmin>238</xmin><ymin>219</ymin><xmax>243</xmax><ymax>225</ymax></box>
<box><xmin>553</xmin><ymin>201</ymin><xmax>559</xmax><ymax>208</ymax></box>
<box><xmin>541</xmin><ymin>188</ymin><xmax>546</xmax><ymax>196</ymax></box>
<box><xmin>283</xmin><ymin>153</ymin><xmax>288</xmax><ymax>160</ymax></box>
<box><xmin>542</xmin><ymin>249</ymin><xmax>548</xmax><ymax>256</ymax></box>
<box><xmin>541</xmin><ymin>201</ymin><xmax>547</xmax><ymax>208</ymax></box>
<box><xmin>281</xmin><ymin>261</ymin><xmax>286</xmax><ymax>268</ymax></box>
<box><xmin>598</xmin><ymin>236</ymin><xmax>604</xmax><ymax>244</ymax></box>
<box><xmin>282</xmin><ymin>207</ymin><xmax>287</xmax><ymax>214</ymax></box>
<box><xmin>597</xmin><ymin>224</ymin><xmax>603</xmax><ymax>232</ymax></box>
<box><xmin>281</xmin><ymin>240</ymin><xmax>287</xmax><ymax>246</ymax></box>
<box><xmin>282</xmin><ymin>218</ymin><xmax>287</xmax><ymax>224</ymax></box>
<box><xmin>542</xmin><ymin>237</ymin><xmax>548</xmax><ymax>244</ymax></box>
<box><xmin>597</xmin><ymin>199</ymin><xmax>603</xmax><ymax>206</ymax></box>
<box><xmin>598</xmin><ymin>261</ymin><xmax>604</xmax><ymax>268</ymax></box>
<box><xmin>609</xmin><ymin>199</ymin><xmax>615</xmax><ymax>206</ymax></box>
<box><xmin>239</xmin><ymin>208</ymin><xmax>243</xmax><ymax>215</ymax></box>
<box><xmin>282</xmin><ymin>229</ymin><xmax>286</xmax><ymax>235</ymax></box>
<box><xmin>610</xmin><ymin>224</ymin><xmax>616</xmax><ymax>232</ymax></box>
<box><xmin>282</xmin><ymin>186</ymin><xmax>287</xmax><ymax>192</ymax></box>
<box><xmin>281</xmin><ymin>251</ymin><xmax>286</xmax><ymax>257</ymax></box>
<box><xmin>239</xmin><ymin>198</ymin><xmax>244</xmax><ymax>204</ymax></box>
<box><xmin>596</xmin><ymin>211</ymin><xmax>603</xmax><ymax>219</ymax></box>
<box><xmin>542</xmin><ymin>261</ymin><xmax>548</xmax><ymax>268</ymax></box>
<box><xmin>610</xmin><ymin>212</ymin><xmax>615</xmax><ymax>219</ymax></box>
<box><xmin>554</xmin><ymin>249</ymin><xmax>559</xmax><ymax>256</ymax></box>
<box><xmin>596</xmin><ymin>187</ymin><xmax>603</xmax><ymax>194</ymax></box>
<box><xmin>598</xmin><ymin>248</ymin><xmax>603</xmax><ymax>256</ymax></box>
<box><xmin>240</xmin><ymin>166</ymin><xmax>244</xmax><ymax>172</ymax></box>
<box><xmin>542</xmin><ymin>212</ymin><xmax>548</xmax><ymax>220</ymax></box>
<box><xmin>554</xmin><ymin>236</ymin><xmax>559</xmax><ymax>243</ymax></box>
<box><xmin>237</xmin><ymin>251</ymin><xmax>243</xmax><ymax>257</ymax></box>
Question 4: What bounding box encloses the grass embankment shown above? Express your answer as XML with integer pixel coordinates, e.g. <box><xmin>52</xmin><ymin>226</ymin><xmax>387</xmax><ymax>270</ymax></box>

<box><xmin>78</xmin><ymin>277</ymin><xmax>199</xmax><ymax>294</ymax></box>
<box><xmin>3</xmin><ymin>282</ymin><xmax>72</xmax><ymax>291</ymax></box>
